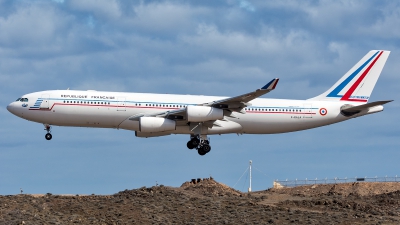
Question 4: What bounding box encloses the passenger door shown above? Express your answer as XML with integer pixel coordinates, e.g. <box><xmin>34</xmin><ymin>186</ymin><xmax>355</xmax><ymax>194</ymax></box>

<box><xmin>40</xmin><ymin>94</ymin><xmax>50</xmax><ymax>109</ymax></box>
<box><xmin>303</xmin><ymin>103</ymin><xmax>313</xmax><ymax>118</ymax></box>
<box><xmin>117</xmin><ymin>97</ymin><xmax>126</xmax><ymax>111</ymax></box>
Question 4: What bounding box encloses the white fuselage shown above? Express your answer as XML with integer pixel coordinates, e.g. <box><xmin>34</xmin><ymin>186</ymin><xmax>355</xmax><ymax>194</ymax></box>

<box><xmin>7</xmin><ymin>90</ymin><xmax>380</xmax><ymax>136</ymax></box>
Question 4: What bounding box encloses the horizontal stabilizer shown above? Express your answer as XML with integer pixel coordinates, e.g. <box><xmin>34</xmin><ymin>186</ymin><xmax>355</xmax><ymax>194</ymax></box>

<box><xmin>342</xmin><ymin>100</ymin><xmax>393</xmax><ymax>113</ymax></box>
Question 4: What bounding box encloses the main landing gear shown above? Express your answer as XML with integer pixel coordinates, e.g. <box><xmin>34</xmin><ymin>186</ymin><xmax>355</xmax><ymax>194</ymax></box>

<box><xmin>187</xmin><ymin>135</ymin><xmax>211</xmax><ymax>156</ymax></box>
<box><xmin>44</xmin><ymin>124</ymin><xmax>52</xmax><ymax>140</ymax></box>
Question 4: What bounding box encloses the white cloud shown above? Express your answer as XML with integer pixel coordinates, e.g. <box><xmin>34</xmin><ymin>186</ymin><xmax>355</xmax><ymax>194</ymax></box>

<box><xmin>0</xmin><ymin>4</ymin><xmax>71</xmax><ymax>48</ymax></box>
<box><xmin>364</xmin><ymin>3</ymin><xmax>400</xmax><ymax>38</ymax></box>
<box><xmin>87</xmin><ymin>15</ymin><xmax>96</xmax><ymax>28</ymax></box>
<box><xmin>122</xmin><ymin>2</ymin><xmax>209</xmax><ymax>35</ymax></box>
<box><xmin>238</xmin><ymin>0</ymin><xmax>255</xmax><ymax>12</ymax></box>
<box><xmin>68</xmin><ymin>0</ymin><xmax>121</xmax><ymax>20</ymax></box>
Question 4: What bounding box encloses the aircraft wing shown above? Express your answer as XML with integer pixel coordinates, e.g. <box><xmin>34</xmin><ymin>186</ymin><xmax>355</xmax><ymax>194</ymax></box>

<box><xmin>129</xmin><ymin>108</ymin><xmax>186</xmax><ymax>121</ymax></box>
<box><xmin>200</xmin><ymin>78</ymin><xmax>279</xmax><ymax>110</ymax></box>
<box><xmin>129</xmin><ymin>78</ymin><xmax>279</xmax><ymax>121</ymax></box>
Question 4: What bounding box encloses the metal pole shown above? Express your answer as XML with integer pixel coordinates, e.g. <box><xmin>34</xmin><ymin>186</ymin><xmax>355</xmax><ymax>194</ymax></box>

<box><xmin>248</xmin><ymin>160</ymin><xmax>252</xmax><ymax>192</ymax></box>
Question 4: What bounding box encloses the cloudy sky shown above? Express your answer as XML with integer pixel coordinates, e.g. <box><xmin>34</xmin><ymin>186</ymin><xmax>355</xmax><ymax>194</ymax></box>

<box><xmin>1</xmin><ymin>0</ymin><xmax>399</xmax><ymax>194</ymax></box>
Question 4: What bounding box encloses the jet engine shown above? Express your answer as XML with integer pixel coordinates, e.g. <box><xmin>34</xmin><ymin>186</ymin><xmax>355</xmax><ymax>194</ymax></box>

<box><xmin>186</xmin><ymin>105</ymin><xmax>224</xmax><ymax>122</ymax></box>
<box><xmin>139</xmin><ymin>117</ymin><xmax>176</xmax><ymax>132</ymax></box>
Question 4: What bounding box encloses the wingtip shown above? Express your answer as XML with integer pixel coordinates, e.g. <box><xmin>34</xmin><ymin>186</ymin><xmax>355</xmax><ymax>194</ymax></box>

<box><xmin>261</xmin><ymin>78</ymin><xmax>279</xmax><ymax>90</ymax></box>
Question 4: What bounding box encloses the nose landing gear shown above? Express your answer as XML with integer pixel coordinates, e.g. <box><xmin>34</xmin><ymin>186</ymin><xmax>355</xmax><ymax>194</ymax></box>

<box><xmin>44</xmin><ymin>124</ymin><xmax>52</xmax><ymax>140</ymax></box>
<box><xmin>45</xmin><ymin>133</ymin><xmax>52</xmax><ymax>140</ymax></box>
<box><xmin>187</xmin><ymin>135</ymin><xmax>211</xmax><ymax>156</ymax></box>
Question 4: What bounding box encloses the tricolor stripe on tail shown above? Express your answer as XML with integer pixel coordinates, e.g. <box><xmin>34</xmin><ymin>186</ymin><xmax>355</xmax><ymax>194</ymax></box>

<box><xmin>309</xmin><ymin>50</ymin><xmax>390</xmax><ymax>103</ymax></box>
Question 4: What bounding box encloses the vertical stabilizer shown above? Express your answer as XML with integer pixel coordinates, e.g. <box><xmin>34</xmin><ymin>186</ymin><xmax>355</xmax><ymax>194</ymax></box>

<box><xmin>309</xmin><ymin>50</ymin><xmax>390</xmax><ymax>102</ymax></box>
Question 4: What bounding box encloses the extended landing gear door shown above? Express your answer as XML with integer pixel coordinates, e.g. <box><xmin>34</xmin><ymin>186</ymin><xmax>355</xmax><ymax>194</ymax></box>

<box><xmin>40</xmin><ymin>94</ymin><xmax>50</xmax><ymax>109</ymax></box>
<box><xmin>117</xmin><ymin>97</ymin><xmax>126</xmax><ymax>111</ymax></box>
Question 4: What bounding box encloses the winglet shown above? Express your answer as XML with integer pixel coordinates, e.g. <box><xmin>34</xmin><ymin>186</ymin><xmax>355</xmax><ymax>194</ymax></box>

<box><xmin>261</xmin><ymin>78</ymin><xmax>279</xmax><ymax>90</ymax></box>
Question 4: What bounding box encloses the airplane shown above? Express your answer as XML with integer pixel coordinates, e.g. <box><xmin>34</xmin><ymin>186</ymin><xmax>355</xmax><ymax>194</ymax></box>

<box><xmin>7</xmin><ymin>50</ymin><xmax>392</xmax><ymax>156</ymax></box>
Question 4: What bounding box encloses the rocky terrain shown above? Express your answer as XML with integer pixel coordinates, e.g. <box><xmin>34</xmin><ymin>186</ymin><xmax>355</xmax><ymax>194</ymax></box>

<box><xmin>0</xmin><ymin>178</ymin><xmax>399</xmax><ymax>224</ymax></box>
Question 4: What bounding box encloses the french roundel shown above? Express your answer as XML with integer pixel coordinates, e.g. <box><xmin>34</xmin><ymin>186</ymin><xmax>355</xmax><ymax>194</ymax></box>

<box><xmin>319</xmin><ymin>108</ymin><xmax>327</xmax><ymax>116</ymax></box>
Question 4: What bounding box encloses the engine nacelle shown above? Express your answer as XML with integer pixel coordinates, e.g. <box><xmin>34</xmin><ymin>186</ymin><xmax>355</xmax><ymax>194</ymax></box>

<box><xmin>139</xmin><ymin>117</ymin><xmax>176</xmax><ymax>132</ymax></box>
<box><xmin>186</xmin><ymin>105</ymin><xmax>224</xmax><ymax>122</ymax></box>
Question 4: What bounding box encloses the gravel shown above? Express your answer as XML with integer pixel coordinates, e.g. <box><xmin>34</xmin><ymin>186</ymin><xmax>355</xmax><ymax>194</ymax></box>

<box><xmin>0</xmin><ymin>179</ymin><xmax>399</xmax><ymax>224</ymax></box>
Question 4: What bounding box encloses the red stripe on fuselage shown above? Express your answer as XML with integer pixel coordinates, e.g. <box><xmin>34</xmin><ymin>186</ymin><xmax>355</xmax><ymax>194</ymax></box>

<box><xmin>29</xmin><ymin>103</ymin><xmax>183</xmax><ymax>111</ymax></box>
<box><xmin>29</xmin><ymin>103</ymin><xmax>315</xmax><ymax>115</ymax></box>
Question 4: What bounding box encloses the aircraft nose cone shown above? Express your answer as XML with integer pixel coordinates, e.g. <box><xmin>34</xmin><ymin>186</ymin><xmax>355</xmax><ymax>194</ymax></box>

<box><xmin>7</xmin><ymin>103</ymin><xmax>16</xmax><ymax>115</ymax></box>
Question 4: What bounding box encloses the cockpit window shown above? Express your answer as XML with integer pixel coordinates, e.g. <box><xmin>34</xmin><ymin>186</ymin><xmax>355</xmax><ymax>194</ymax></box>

<box><xmin>16</xmin><ymin>98</ymin><xmax>21</xmax><ymax>101</ymax></box>
<box><xmin>19</xmin><ymin>98</ymin><xmax>29</xmax><ymax>102</ymax></box>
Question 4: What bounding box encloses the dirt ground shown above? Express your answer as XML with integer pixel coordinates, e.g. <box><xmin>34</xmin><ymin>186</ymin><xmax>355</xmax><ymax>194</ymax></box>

<box><xmin>0</xmin><ymin>178</ymin><xmax>399</xmax><ymax>224</ymax></box>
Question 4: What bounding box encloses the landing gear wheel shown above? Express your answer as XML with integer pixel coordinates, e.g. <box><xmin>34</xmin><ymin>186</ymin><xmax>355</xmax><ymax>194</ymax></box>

<box><xmin>187</xmin><ymin>141</ymin><xmax>195</xmax><ymax>149</ymax></box>
<box><xmin>198</xmin><ymin>147</ymin><xmax>206</xmax><ymax>156</ymax></box>
<box><xmin>202</xmin><ymin>144</ymin><xmax>211</xmax><ymax>153</ymax></box>
<box><xmin>45</xmin><ymin>133</ymin><xmax>52</xmax><ymax>140</ymax></box>
<box><xmin>186</xmin><ymin>134</ymin><xmax>211</xmax><ymax>156</ymax></box>
<box><xmin>190</xmin><ymin>138</ymin><xmax>200</xmax><ymax>146</ymax></box>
